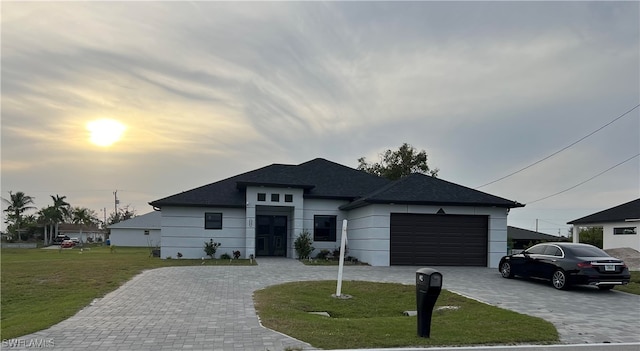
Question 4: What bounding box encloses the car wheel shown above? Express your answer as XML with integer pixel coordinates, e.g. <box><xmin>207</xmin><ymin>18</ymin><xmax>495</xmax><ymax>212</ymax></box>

<box><xmin>500</xmin><ymin>261</ymin><xmax>513</xmax><ymax>278</ymax></box>
<box><xmin>552</xmin><ymin>269</ymin><xmax>568</xmax><ymax>290</ymax></box>
<box><xmin>598</xmin><ymin>285</ymin><xmax>614</xmax><ymax>291</ymax></box>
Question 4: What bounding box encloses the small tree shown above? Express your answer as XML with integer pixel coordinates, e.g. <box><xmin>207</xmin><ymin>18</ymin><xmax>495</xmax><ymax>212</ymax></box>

<box><xmin>204</xmin><ymin>239</ymin><xmax>221</xmax><ymax>259</ymax></box>
<box><xmin>358</xmin><ymin>142</ymin><xmax>439</xmax><ymax>180</ymax></box>
<box><xmin>294</xmin><ymin>230</ymin><xmax>314</xmax><ymax>259</ymax></box>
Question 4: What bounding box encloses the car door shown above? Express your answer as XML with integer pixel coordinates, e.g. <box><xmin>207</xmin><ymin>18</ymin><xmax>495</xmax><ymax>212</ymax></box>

<box><xmin>538</xmin><ymin>245</ymin><xmax>562</xmax><ymax>279</ymax></box>
<box><xmin>522</xmin><ymin>244</ymin><xmax>547</xmax><ymax>278</ymax></box>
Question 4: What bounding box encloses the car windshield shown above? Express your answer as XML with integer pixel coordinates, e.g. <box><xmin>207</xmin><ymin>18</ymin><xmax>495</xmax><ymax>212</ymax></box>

<box><xmin>567</xmin><ymin>246</ymin><xmax>608</xmax><ymax>257</ymax></box>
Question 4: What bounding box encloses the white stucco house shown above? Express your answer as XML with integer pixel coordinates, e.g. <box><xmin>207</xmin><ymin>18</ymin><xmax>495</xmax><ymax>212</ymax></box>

<box><xmin>58</xmin><ymin>223</ymin><xmax>105</xmax><ymax>243</ymax></box>
<box><xmin>568</xmin><ymin>198</ymin><xmax>640</xmax><ymax>251</ymax></box>
<box><xmin>149</xmin><ymin>158</ymin><xmax>524</xmax><ymax>267</ymax></box>
<box><xmin>108</xmin><ymin>211</ymin><xmax>161</xmax><ymax>247</ymax></box>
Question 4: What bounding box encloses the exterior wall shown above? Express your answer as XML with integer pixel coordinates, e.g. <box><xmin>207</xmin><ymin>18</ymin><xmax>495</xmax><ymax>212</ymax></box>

<box><xmin>161</xmin><ymin>206</ymin><xmax>246</xmax><ymax>259</ymax></box>
<box><xmin>346</xmin><ymin>204</ymin><xmax>509</xmax><ymax>268</ymax></box>
<box><xmin>110</xmin><ymin>228</ymin><xmax>161</xmax><ymax>247</ymax></box>
<box><xmin>302</xmin><ymin>199</ymin><xmax>350</xmax><ymax>257</ymax></box>
<box><xmin>245</xmin><ymin>186</ymin><xmax>304</xmax><ymax>258</ymax></box>
<box><xmin>159</xmin><ymin>199</ymin><xmax>511</xmax><ymax>266</ymax></box>
<box><xmin>346</xmin><ymin>205</ymin><xmax>390</xmax><ymax>266</ymax></box>
<box><xmin>603</xmin><ymin>221</ymin><xmax>639</xmax><ymax>251</ymax></box>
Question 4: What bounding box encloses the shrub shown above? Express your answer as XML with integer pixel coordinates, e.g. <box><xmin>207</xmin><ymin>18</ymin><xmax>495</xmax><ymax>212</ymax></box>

<box><xmin>316</xmin><ymin>249</ymin><xmax>331</xmax><ymax>260</ymax></box>
<box><xmin>204</xmin><ymin>239</ymin><xmax>221</xmax><ymax>259</ymax></box>
<box><xmin>233</xmin><ymin>250</ymin><xmax>241</xmax><ymax>259</ymax></box>
<box><xmin>220</xmin><ymin>252</ymin><xmax>232</xmax><ymax>260</ymax></box>
<box><xmin>294</xmin><ymin>230</ymin><xmax>314</xmax><ymax>259</ymax></box>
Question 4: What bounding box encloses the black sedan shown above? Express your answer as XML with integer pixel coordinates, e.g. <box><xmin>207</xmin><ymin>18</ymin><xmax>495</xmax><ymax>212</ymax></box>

<box><xmin>499</xmin><ymin>242</ymin><xmax>631</xmax><ymax>290</ymax></box>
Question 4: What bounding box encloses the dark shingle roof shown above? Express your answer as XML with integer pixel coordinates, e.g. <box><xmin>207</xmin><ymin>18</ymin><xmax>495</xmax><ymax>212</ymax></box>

<box><xmin>149</xmin><ymin>158</ymin><xmax>524</xmax><ymax>210</ymax></box>
<box><xmin>507</xmin><ymin>226</ymin><xmax>563</xmax><ymax>241</ymax></box>
<box><xmin>340</xmin><ymin>173</ymin><xmax>523</xmax><ymax>210</ymax></box>
<box><xmin>149</xmin><ymin>158</ymin><xmax>390</xmax><ymax>208</ymax></box>
<box><xmin>567</xmin><ymin>198</ymin><xmax>640</xmax><ymax>225</ymax></box>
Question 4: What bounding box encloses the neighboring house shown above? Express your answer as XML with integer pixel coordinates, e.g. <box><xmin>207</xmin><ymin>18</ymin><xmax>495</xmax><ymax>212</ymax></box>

<box><xmin>568</xmin><ymin>198</ymin><xmax>640</xmax><ymax>251</ymax></box>
<box><xmin>108</xmin><ymin>211</ymin><xmax>162</xmax><ymax>247</ymax></box>
<box><xmin>149</xmin><ymin>158</ymin><xmax>524</xmax><ymax>267</ymax></box>
<box><xmin>57</xmin><ymin>223</ymin><xmax>105</xmax><ymax>243</ymax></box>
<box><xmin>507</xmin><ymin>226</ymin><xmax>566</xmax><ymax>251</ymax></box>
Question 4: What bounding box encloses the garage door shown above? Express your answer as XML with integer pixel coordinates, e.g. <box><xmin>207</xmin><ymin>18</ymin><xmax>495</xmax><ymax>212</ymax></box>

<box><xmin>390</xmin><ymin>213</ymin><xmax>488</xmax><ymax>266</ymax></box>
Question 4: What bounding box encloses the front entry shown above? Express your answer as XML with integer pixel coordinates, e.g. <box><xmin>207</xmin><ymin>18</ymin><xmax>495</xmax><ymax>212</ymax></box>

<box><xmin>255</xmin><ymin>215</ymin><xmax>287</xmax><ymax>257</ymax></box>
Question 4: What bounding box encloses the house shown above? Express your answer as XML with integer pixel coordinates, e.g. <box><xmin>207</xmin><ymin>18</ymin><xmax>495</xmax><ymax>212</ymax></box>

<box><xmin>568</xmin><ymin>198</ymin><xmax>640</xmax><ymax>251</ymax></box>
<box><xmin>57</xmin><ymin>223</ymin><xmax>105</xmax><ymax>243</ymax></box>
<box><xmin>149</xmin><ymin>158</ymin><xmax>524</xmax><ymax>267</ymax></box>
<box><xmin>507</xmin><ymin>226</ymin><xmax>566</xmax><ymax>252</ymax></box>
<box><xmin>108</xmin><ymin>211</ymin><xmax>162</xmax><ymax>247</ymax></box>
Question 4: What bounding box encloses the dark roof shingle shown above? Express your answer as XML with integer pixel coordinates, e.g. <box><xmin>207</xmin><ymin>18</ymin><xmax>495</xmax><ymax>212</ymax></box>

<box><xmin>567</xmin><ymin>198</ymin><xmax>640</xmax><ymax>224</ymax></box>
<box><xmin>150</xmin><ymin>158</ymin><xmax>524</xmax><ymax>210</ymax></box>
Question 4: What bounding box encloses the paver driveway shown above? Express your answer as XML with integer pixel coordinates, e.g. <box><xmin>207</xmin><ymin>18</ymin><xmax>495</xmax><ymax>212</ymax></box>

<box><xmin>9</xmin><ymin>258</ymin><xmax>640</xmax><ymax>350</ymax></box>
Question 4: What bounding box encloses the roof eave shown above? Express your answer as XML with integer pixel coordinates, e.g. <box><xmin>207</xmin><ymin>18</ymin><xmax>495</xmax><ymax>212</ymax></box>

<box><xmin>147</xmin><ymin>202</ymin><xmax>245</xmax><ymax>209</ymax></box>
<box><xmin>340</xmin><ymin>199</ymin><xmax>524</xmax><ymax>211</ymax></box>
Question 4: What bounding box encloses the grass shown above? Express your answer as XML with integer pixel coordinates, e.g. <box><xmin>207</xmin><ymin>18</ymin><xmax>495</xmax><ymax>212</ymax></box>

<box><xmin>254</xmin><ymin>280</ymin><xmax>559</xmax><ymax>349</ymax></box>
<box><xmin>300</xmin><ymin>258</ymin><xmax>368</xmax><ymax>266</ymax></box>
<box><xmin>615</xmin><ymin>270</ymin><xmax>640</xmax><ymax>294</ymax></box>
<box><xmin>0</xmin><ymin>245</ymin><xmax>253</xmax><ymax>339</ymax></box>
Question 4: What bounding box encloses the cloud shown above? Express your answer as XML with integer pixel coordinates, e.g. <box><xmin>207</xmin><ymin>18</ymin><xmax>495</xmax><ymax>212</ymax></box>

<box><xmin>1</xmin><ymin>1</ymin><xmax>638</xmax><ymax>233</ymax></box>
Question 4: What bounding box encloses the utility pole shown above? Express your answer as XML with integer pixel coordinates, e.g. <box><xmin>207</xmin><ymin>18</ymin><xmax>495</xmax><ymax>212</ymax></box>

<box><xmin>535</xmin><ymin>219</ymin><xmax>538</xmax><ymax>232</ymax></box>
<box><xmin>113</xmin><ymin>190</ymin><xmax>119</xmax><ymax>214</ymax></box>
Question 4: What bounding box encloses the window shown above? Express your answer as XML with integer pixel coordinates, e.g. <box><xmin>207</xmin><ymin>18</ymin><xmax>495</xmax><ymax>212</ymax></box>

<box><xmin>257</xmin><ymin>193</ymin><xmax>266</xmax><ymax>201</ymax></box>
<box><xmin>205</xmin><ymin>213</ymin><xmax>222</xmax><ymax>229</ymax></box>
<box><xmin>543</xmin><ymin>245</ymin><xmax>561</xmax><ymax>257</ymax></box>
<box><xmin>285</xmin><ymin>194</ymin><xmax>293</xmax><ymax>203</ymax></box>
<box><xmin>525</xmin><ymin>245</ymin><xmax>546</xmax><ymax>255</ymax></box>
<box><xmin>271</xmin><ymin>193</ymin><xmax>280</xmax><ymax>202</ymax></box>
<box><xmin>614</xmin><ymin>227</ymin><xmax>637</xmax><ymax>235</ymax></box>
<box><xmin>314</xmin><ymin>215</ymin><xmax>336</xmax><ymax>241</ymax></box>
<box><xmin>144</xmin><ymin>230</ymin><xmax>150</xmax><ymax>236</ymax></box>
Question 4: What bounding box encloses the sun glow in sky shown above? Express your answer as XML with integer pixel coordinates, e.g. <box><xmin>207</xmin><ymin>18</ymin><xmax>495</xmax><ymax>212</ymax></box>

<box><xmin>86</xmin><ymin>119</ymin><xmax>127</xmax><ymax>147</ymax></box>
<box><xmin>2</xmin><ymin>2</ymin><xmax>638</xmax><ymax>235</ymax></box>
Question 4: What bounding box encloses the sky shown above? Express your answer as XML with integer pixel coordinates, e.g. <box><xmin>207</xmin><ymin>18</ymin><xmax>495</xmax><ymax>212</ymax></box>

<box><xmin>1</xmin><ymin>1</ymin><xmax>639</xmax><ymax>236</ymax></box>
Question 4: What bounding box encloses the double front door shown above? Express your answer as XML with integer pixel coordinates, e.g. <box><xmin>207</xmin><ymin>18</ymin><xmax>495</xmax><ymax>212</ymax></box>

<box><xmin>255</xmin><ymin>215</ymin><xmax>287</xmax><ymax>256</ymax></box>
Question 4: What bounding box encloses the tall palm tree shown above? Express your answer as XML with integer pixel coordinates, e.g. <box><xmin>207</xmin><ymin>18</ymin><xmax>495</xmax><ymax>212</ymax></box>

<box><xmin>71</xmin><ymin>207</ymin><xmax>99</xmax><ymax>243</ymax></box>
<box><xmin>2</xmin><ymin>191</ymin><xmax>37</xmax><ymax>241</ymax></box>
<box><xmin>38</xmin><ymin>206</ymin><xmax>59</xmax><ymax>245</ymax></box>
<box><xmin>50</xmin><ymin>194</ymin><xmax>70</xmax><ymax>239</ymax></box>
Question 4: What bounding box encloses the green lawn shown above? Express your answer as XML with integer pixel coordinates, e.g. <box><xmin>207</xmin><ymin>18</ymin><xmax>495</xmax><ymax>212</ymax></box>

<box><xmin>615</xmin><ymin>270</ymin><xmax>640</xmax><ymax>294</ymax></box>
<box><xmin>0</xmin><ymin>246</ymin><xmax>252</xmax><ymax>339</ymax></box>
<box><xmin>255</xmin><ymin>280</ymin><xmax>558</xmax><ymax>349</ymax></box>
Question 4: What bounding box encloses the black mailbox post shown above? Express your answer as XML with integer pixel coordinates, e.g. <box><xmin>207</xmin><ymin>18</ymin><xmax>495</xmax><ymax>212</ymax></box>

<box><xmin>416</xmin><ymin>267</ymin><xmax>442</xmax><ymax>338</ymax></box>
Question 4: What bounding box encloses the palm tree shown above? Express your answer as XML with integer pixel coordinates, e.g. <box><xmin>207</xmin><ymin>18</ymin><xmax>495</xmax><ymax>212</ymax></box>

<box><xmin>2</xmin><ymin>191</ymin><xmax>37</xmax><ymax>241</ymax></box>
<box><xmin>50</xmin><ymin>195</ymin><xmax>70</xmax><ymax>239</ymax></box>
<box><xmin>38</xmin><ymin>206</ymin><xmax>59</xmax><ymax>245</ymax></box>
<box><xmin>71</xmin><ymin>207</ymin><xmax>99</xmax><ymax>243</ymax></box>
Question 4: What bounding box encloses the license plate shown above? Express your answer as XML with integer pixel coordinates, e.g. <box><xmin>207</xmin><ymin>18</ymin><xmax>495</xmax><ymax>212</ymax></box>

<box><xmin>605</xmin><ymin>265</ymin><xmax>615</xmax><ymax>271</ymax></box>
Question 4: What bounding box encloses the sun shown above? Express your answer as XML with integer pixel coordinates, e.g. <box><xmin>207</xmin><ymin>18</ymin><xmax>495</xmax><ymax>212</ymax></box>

<box><xmin>86</xmin><ymin>119</ymin><xmax>126</xmax><ymax>147</ymax></box>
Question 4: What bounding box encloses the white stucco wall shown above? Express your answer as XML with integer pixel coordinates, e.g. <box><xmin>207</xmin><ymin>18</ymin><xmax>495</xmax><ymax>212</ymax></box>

<box><xmin>161</xmin><ymin>206</ymin><xmax>246</xmax><ymax>259</ymax></box>
<box><xmin>110</xmin><ymin>228</ymin><xmax>161</xmax><ymax>247</ymax></box>
<box><xmin>603</xmin><ymin>222</ymin><xmax>639</xmax><ymax>251</ymax></box>
<box><xmin>302</xmin><ymin>199</ymin><xmax>349</xmax><ymax>256</ymax></box>
<box><xmin>346</xmin><ymin>204</ymin><xmax>509</xmax><ymax>268</ymax></box>
<box><xmin>245</xmin><ymin>186</ymin><xmax>304</xmax><ymax>258</ymax></box>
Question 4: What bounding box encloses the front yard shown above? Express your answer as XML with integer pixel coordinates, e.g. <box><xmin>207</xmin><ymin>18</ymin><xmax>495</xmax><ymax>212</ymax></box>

<box><xmin>0</xmin><ymin>246</ymin><xmax>251</xmax><ymax>339</ymax></box>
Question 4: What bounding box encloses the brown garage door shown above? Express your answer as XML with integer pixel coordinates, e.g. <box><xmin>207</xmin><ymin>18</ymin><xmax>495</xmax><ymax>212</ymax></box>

<box><xmin>390</xmin><ymin>213</ymin><xmax>488</xmax><ymax>266</ymax></box>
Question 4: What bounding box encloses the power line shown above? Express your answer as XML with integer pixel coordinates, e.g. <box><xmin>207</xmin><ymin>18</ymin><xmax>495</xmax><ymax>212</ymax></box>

<box><xmin>475</xmin><ymin>103</ymin><xmax>640</xmax><ymax>189</ymax></box>
<box><xmin>526</xmin><ymin>153</ymin><xmax>639</xmax><ymax>205</ymax></box>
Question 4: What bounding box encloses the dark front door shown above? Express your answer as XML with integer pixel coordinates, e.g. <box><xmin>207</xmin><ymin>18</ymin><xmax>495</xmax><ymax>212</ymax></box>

<box><xmin>255</xmin><ymin>215</ymin><xmax>287</xmax><ymax>257</ymax></box>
